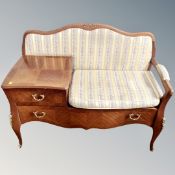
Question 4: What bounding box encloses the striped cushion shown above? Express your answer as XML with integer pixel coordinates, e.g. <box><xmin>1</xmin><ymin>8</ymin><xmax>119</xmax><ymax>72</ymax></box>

<box><xmin>25</xmin><ymin>28</ymin><xmax>152</xmax><ymax>70</ymax></box>
<box><xmin>69</xmin><ymin>70</ymin><xmax>163</xmax><ymax>109</ymax></box>
<box><xmin>156</xmin><ymin>64</ymin><xmax>170</xmax><ymax>80</ymax></box>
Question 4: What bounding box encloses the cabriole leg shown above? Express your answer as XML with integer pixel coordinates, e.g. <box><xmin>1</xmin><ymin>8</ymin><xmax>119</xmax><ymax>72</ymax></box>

<box><xmin>10</xmin><ymin>114</ymin><xmax>23</xmax><ymax>148</ymax></box>
<box><xmin>150</xmin><ymin>116</ymin><xmax>165</xmax><ymax>151</ymax></box>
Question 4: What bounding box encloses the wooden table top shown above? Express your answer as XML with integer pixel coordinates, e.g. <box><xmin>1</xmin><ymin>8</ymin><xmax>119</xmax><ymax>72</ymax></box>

<box><xmin>2</xmin><ymin>56</ymin><xmax>72</xmax><ymax>90</ymax></box>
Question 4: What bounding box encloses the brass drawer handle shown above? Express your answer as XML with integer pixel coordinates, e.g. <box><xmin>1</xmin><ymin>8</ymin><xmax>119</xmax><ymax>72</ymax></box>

<box><xmin>33</xmin><ymin>111</ymin><xmax>46</xmax><ymax>119</ymax></box>
<box><xmin>129</xmin><ymin>113</ymin><xmax>141</xmax><ymax>121</ymax></box>
<box><xmin>32</xmin><ymin>94</ymin><xmax>45</xmax><ymax>102</ymax></box>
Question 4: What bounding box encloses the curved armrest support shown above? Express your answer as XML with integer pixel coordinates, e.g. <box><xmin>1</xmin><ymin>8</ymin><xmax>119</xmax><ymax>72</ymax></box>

<box><xmin>152</xmin><ymin>63</ymin><xmax>174</xmax><ymax>96</ymax></box>
<box><xmin>149</xmin><ymin>61</ymin><xmax>173</xmax><ymax>151</ymax></box>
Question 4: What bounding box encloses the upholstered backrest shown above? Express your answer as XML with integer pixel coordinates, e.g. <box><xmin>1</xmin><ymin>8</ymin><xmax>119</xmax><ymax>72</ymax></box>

<box><xmin>23</xmin><ymin>24</ymin><xmax>154</xmax><ymax>70</ymax></box>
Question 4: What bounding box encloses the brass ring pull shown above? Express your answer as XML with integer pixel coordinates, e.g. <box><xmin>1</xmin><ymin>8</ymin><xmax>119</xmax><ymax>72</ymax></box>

<box><xmin>129</xmin><ymin>113</ymin><xmax>141</xmax><ymax>121</ymax></box>
<box><xmin>32</xmin><ymin>94</ymin><xmax>45</xmax><ymax>102</ymax></box>
<box><xmin>33</xmin><ymin>111</ymin><xmax>46</xmax><ymax>119</ymax></box>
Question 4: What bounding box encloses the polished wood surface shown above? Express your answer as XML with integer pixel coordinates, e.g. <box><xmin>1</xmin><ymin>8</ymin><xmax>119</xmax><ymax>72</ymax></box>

<box><xmin>2</xmin><ymin>23</ymin><xmax>173</xmax><ymax>151</ymax></box>
<box><xmin>18</xmin><ymin>106</ymin><xmax>157</xmax><ymax>129</ymax></box>
<box><xmin>2</xmin><ymin>55</ymin><xmax>73</xmax><ymax>147</ymax></box>
<box><xmin>6</xmin><ymin>89</ymin><xmax>66</xmax><ymax>106</ymax></box>
<box><xmin>2</xmin><ymin>56</ymin><xmax>72</xmax><ymax>89</ymax></box>
<box><xmin>149</xmin><ymin>62</ymin><xmax>174</xmax><ymax>151</ymax></box>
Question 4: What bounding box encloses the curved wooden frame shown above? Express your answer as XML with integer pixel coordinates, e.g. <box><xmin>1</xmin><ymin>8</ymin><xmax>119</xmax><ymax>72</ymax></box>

<box><xmin>3</xmin><ymin>23</ymin><xmax>173</xmax><ymax>151</ymax></box>
<box><xmin>149</xmin><ymin>62</ymin><xmax>173</xmax><ymax>151</ymax></box>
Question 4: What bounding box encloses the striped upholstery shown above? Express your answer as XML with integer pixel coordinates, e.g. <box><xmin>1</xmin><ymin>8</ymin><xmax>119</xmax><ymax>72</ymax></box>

<box><xmin>156</xmin><ymin>64</ymin><xmax>170</xmax><ymax>80</ymax></box>
<box><xmin>25</xmin><ymin>28</ymin><xmax>152</xmax><ymax>70</ymax></box>
<box><xmin>69</xmin><ymin>70</ymin><xmax>163</xmax><ymax>109</ymax></box>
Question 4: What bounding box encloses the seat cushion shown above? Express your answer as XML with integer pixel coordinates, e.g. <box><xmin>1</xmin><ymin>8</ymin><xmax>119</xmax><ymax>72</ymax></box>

<box><xmin>69</xmin><ymin>70</ymin><xmax>163</xmax><ymax>109</ymax></box>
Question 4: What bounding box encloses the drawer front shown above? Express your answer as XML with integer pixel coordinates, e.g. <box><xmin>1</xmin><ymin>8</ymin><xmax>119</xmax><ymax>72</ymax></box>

<box><xmin>123</xmin><ymin>109</ymin><xmax>156</xmax><ymax>126</ymax></box>
<box><xmin>17</xmin><ymin>106</ymin><xmax>157</xmax><ymax>128</ymax></box>
<box><xmin>84</xmin><ymin>108</ymin><xmax>157</xmax><ymax>127</ymax></box>
<box><xmin>9</xmin><ymin>89</ymin><xmax>66</xmax><ymax>106</ymax></box>
<box><xmin>18</xmin><ymin>106</ymin><xmax>69</xmax><ymax>125</ymax></box>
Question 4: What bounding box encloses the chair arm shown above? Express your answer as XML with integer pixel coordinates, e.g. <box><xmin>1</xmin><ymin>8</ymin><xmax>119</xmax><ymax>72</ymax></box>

<box><xmin>152</xmin><ymin>63</ymin><xmax>174</xmax><ymax>96</ymax></box>
<box><xmin>155</xmin><ymin>64</ymin><xmax>170</xmax><ymax>81</ymax></box>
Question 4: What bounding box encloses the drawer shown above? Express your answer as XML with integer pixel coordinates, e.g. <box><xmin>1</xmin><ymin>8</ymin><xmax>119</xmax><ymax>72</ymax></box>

<box><xmin>17</xmin><ymin>106</ymin><xmax>157</xmax><ymax>128</ymax></box>
<box><xmin>9</xmin><ymin>88</ymin><xmax>67</xmax><ymax>106</ymax></box>
<box><xmin>18</xmin><ymin>106</ymin><xmax>69</xmax><ymax>124</ymax></box>
<box><xmin>84</xmin><ymin>108</ymin><xmax>157</xmax><ymax>127</ymax></box>
<box><xmin>122</xmin><ymin>109</ymin><xmax>157</xmax><ymax>126</ymax></box>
